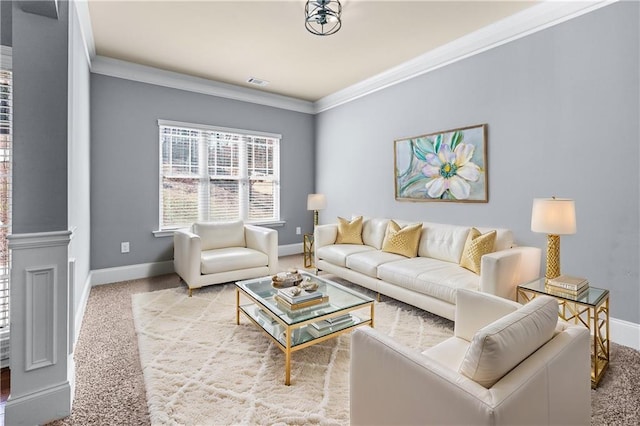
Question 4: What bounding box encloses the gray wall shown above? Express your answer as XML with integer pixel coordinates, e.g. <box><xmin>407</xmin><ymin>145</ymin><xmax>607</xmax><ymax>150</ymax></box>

<box><xmin>68</xmin><ymin>1</ymin><xmax>91</xmax><ymax>317</ymax></box>
<box><xmin>90</xmin><ymin>74</ymin><xmax>315</xmax><ymax>270</ymax></box>
<box><xmin>316</xmin><ymin>2</ymin><xmax>639</xmax><ymax>323</ymax></box>
<box><xmin>12</xmin><ymin>0</ymin><xmax>68</xmax><ymax>233</ymax></box>
<box><xmin>0</xmin><ymin>0</ymin><xmax>11</xmax><ymax>47</ymax></box>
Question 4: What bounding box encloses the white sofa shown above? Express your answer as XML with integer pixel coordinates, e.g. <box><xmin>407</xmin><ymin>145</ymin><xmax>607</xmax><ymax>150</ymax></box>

<box><xmin>173</xmin><ymin>220</ymin><xmax>278</xmax><ymax>296</ymax></box>
<box><xmin>314</xmin><ymin>217</ymin><xmax>541</xmax><ymax>320</ymax></box>
<box><xmin>351</xmin><ymin>289</ymin><xmax>591</xmax><ymax>425</ymax></box>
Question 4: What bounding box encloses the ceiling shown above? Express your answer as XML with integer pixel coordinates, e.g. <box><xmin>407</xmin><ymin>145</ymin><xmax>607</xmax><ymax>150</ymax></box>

<box><xmin>87</xmin><ymin>1</ymin><xmax>539</xmax><ymax>102</ymax></box>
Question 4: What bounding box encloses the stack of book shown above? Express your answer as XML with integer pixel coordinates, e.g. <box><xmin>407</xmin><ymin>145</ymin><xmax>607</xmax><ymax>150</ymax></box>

<box><xmin>546</xmin><ymin>275</ymin><xmax>589</xmax><ymax>297</ymax></box>
<box><xmin>275</xmin><ymin>286</ymin><xmax>327</xmax><ymax>310</ymax></box>
<box><xmin>308</xmin><ymin>313</ymin><xmax>354</xmax><ymax>338</ymax></box>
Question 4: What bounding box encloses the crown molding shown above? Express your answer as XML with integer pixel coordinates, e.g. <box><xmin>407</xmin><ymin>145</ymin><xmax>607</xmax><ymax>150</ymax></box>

<box><xmin>82</xmin><ymin>0</ymin><xmax>614</xmax><ymax>115</ymax></box>
<box><xmin>313</xmin><ymin>0</ymin><xmax>616</xmax><ymax>113</ymax></box>
<box><xmin>91</xmin><ymin>56</ymin><xmax>315</xmax><ymax>114</ymax></box>
<box><xmin>73</xmin><ymin>0</ymin><xmax>96</xmax><ymax>66</ymax></box>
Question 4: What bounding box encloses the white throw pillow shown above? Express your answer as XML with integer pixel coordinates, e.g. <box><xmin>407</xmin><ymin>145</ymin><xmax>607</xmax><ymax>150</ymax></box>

<box><xmin>193</xmin><ymin>220</ymin><xmax>246</xmax><ymax>251</ymax></box>
<box><xmin>458</xmin><ymin>295</ymin><xmax>558</xmax><ymax>388</ymax></box>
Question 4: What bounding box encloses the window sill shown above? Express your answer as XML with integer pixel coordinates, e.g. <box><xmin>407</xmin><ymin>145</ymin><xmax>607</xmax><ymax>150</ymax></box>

<box><xmin>153</xmin><ymin>220</ymin><xmax>286</xmax><ymax>238</ymax></box>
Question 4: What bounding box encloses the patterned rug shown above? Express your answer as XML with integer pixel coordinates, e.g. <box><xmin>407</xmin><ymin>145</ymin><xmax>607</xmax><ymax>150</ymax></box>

<box><xmin>131</xmin><ymin>282</ymin><xmax>453</xmax><ymax>425</ymax></box>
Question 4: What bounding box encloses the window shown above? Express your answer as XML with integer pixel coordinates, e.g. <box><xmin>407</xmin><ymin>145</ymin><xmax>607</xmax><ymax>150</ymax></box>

<box><xmin>159</xmin><ymin>120</ymin><xmax>280</xmax><ymax>230</ymax></box>
<box><xmin>0</xmin><ymin>52</ymin><xmax>12</xmax><ymax>367</ymax></box>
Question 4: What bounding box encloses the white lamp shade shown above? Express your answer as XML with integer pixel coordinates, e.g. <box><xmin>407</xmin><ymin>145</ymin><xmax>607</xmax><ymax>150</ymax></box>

<box><xmin>531</xmin><ymin>198</ymin><xmax>576</xmax><ymax>235</ymax></box>
<box><xmin>307</xmin><ymin>193</ymin><xmax>327</xmax><ymax>211</ymax></box>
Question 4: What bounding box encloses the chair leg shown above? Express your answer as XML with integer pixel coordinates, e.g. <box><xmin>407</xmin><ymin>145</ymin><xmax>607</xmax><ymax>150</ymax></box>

<box><xmin>189</xmin><ymin>288</ymin><xmax>193</xmax><ymax>297</ymax></box>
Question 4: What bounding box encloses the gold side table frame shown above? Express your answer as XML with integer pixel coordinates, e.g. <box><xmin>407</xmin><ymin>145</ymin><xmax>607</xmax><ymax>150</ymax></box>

<box><xmin>517</xmin><ymin>279</ymin><xmax>609</xmax><ymax>388</ymax></box>
<box><xmin>303</xmin><ymin>233</ymin><xmax>314</xmax><ymax>268</ymax></box>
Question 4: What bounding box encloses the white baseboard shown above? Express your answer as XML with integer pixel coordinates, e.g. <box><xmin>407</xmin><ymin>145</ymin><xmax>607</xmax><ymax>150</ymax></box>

<box><xmin>90</xmin><ymin>260</ymin><xmax>175</xmax><ymax>286</ymax></box>
<box><xmin>73</xmin><ymin>273</ymin><xmax>92</xmax><ymax>347</ymax></box>
<box><xmin>279</xmin><ymin>243</ymin><xmax>303</xmax><ymax>257</ymax></box>
<box><xmin>610</xmin><ymin>317</ymin><xmax>640</xmax><ymax>351</ymax></box>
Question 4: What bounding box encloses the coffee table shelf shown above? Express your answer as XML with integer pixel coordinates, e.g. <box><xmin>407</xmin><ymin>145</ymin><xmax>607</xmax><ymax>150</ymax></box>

<box><xmin>236</xmin><ymin>271</ymin><xmax>374</xmax><ymax>385</ymax></box>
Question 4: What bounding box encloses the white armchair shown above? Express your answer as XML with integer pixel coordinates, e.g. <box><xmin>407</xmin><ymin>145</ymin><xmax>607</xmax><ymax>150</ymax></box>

<box><xmin>350</xmin><ymin>289</ymin><xmax>591</xmax><ymax>425</ymax></box>
<box><xmin>173</xmin><ymin>220</ymin><xmax>278</xmax><ymax>296</ymax></box>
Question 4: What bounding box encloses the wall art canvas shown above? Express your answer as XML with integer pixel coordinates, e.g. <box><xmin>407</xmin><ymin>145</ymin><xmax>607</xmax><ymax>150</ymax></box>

<box><xmin>394</xmin><ymin>124</ymin><xmax>487</xmax><ymax>202</ymax></box>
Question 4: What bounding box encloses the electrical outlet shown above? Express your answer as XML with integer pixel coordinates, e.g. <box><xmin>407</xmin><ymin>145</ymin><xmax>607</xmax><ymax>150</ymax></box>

<box><xmin>296</xmin><ymin>227</ymin><xmax>301</xmax><ymax>235</ymax></box>
<box><xmin>121</xmin><ymin>242</ymin><xmax>130</xmax><ymax>253</ymax></box>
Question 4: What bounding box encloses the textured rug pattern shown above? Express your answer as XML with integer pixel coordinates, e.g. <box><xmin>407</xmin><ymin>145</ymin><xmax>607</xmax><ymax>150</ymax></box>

<box><xmin>132</xmin><ymin>283</ymin><xmax>453</xmax><ymax>425</ymax></box>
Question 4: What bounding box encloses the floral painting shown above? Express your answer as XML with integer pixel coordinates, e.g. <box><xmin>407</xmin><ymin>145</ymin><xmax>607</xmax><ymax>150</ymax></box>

<box><xmin>394</xmin><ymin>124</ymin><xmax>487</xmax><ymax>202</ymax></box>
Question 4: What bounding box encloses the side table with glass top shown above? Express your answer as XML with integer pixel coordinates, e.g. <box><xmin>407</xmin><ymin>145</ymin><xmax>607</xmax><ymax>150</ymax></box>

<box><xmin>517</xmin><ymin>278</ymin><xmax>609</xmax><ymax>388</ymax></box>
<box><xmin>303</xmin><ymin>233</ymin><xmax>314</xmax><ymax>268</ymax></box>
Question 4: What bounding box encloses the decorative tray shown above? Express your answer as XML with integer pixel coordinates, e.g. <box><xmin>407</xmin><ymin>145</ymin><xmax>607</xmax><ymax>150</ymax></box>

<box><xmin>271</xmin><ymin>271</ymin><xmax>303</xmax><ymax>288</ymax></box>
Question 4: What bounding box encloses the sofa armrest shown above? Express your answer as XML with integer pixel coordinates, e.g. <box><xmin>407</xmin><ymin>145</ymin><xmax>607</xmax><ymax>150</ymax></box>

<box><xmin>245</xmin><ymin>225</ymin><xmax>279</xmax><ymax>275</ymax></box>
<box><xmin>173</xmin><ymin>229</ymin><xmax>202</xmax><ymax>286</ymax></box>
<box><xmin>479</xmin><ymin>246</ymin><xmax>541</xmax><ymax>301</ymax></box>
<box><xmin>351</xmin><ymin>327</ymin><xmax>494</xmax><ymax>426</ymax></box>
<box><xmin>314</xmin><ymin>223</ymin><xmax>337</xmax><ymax>248</ymax></box>
<box><xmin>454</xmin><ymin>289</ymin><xmax>521</xmax><ymax>341</ymax></box>
<box><xmin>313</xmin><ymin>224</ymin><xmax>338</xmax><ymax>265</ymax></box>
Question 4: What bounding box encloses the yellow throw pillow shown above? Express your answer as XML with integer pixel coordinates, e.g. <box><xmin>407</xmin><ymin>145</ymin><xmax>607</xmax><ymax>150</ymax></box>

<box><xmin>460</xmin><ymin>228</ymin><xmax>497</xmax><ymax>274</ymax></box>
<box><xmin>381</xmin><ymin>220</ymin><xmax>422</xmax><ymax>258</ymax></box>
<box><xmin>335</xmin><ymin>216</ymin><xmax>364</xmax><ymax>244</ymax></box>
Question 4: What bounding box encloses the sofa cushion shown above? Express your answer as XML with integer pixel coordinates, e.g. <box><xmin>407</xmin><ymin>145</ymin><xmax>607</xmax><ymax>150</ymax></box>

<box><xmin>459</xmin><ymin>228</ymin><xmax>497</xmax><ymax>274</ymax></box>
<box><xmin>316</xmin><ymin>244</ymin><xmax>375</xmax><ymax>267</ymax></box>
<box><xmin>346</xmin><ymin>250</ymin><xmax>405</xmax><ymax>277</ymax></box>
<box><xmin>418</xmin><ymin>223</ymin><xmax>471</xmax><ymax>263</ymax></box>
<box><xmin>193</xmin><ymin>220</ymin><xmax>246</xmax><ymax>251</ymax></box>
<box><xmin>200</xmin><ymin>247</ymin><xmax>268</xmax><ymax>274</ymax></box>
<box><xmin>376</xmin><ymin>257</ymin><xmax>479</xmax><ymax>303</ymax></box>
<box><xmin>336</xmin><ymin>216</ymin><xmax>364</xmax><ymax>245</ymax></box>
<box><xmin>361</xmin><ymin>217</ymin><xmax>390</xmax><ymax>249</ymax></box>
<box><xmin>381</xmin><ymin>221</ymin><xmax>422</xmax><ymax>258</ymax></box>
<box><xmin>458</xmin><ymin>295</ymin><xmax>558</xmax><ymax>388</ymax></box>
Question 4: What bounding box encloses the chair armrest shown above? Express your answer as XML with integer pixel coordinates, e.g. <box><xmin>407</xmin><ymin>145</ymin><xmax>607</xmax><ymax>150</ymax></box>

<box><xmin>479</xmin><ymin>246</ymin><xmax>541</xmax><ymax>301</ymax></box>
<box><xmin>173</xmin><ymin>229</ymin><xmax>202</xmax><ymax>286</ymax></box>
<box><xmin>245</xmin><ymin>224</ymin><xmax>279</xmax><ymax>274</ymax></box>
<box><xmin>454</xmin><ymin>289</ymin><xmax>521</xmax><ymax>341</ymax></box>
<box><xmin>351</xmin><ymin>327</ymin><xmax>493</xmax><ymax>426</ymax></box>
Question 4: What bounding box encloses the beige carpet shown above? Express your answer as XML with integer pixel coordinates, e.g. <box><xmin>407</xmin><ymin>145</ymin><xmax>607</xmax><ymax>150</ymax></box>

<box><xmin>44</xmin><ymin>255</ymin><xmax>640</xmax><ymax>425</ymax></box>
<box><xmin>132</xmin><ymin>282</ymin><xmax>453</xmax><ymax>425</ymax></box>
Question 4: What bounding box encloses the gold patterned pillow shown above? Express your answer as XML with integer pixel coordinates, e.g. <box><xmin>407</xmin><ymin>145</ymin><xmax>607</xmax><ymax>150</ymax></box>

<box><xmin>460</xmin><ymin>228</ymin><xmax>497</xmax><ymax>274</ymax></box>
<box><xmin>381</xmin><ymin>220</ymin><xmax>422</xmax><ymax>258</ymax></box>
<box><xmin>335</xmin><ymin>216</ymin><xmax>364</xmax><ymax>245</ymax></box>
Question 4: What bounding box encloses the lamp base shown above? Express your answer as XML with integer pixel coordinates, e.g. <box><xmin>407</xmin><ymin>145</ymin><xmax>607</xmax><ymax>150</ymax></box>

<box><xmin>545</xmin><ymin>234</ymin><xmax>561</xmax><ymax>280</ymax></box>
<box><xmin>313</xmin><ymin>210</ymin><xmax>319</xmax><ymax>227</ymax></box>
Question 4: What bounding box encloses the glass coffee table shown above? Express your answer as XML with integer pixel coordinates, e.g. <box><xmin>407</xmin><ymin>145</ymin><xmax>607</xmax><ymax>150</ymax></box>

<box><xmin>235</xmin><ymin>271</ymin><xmax>374</xmax><ymax>385</ymax></box>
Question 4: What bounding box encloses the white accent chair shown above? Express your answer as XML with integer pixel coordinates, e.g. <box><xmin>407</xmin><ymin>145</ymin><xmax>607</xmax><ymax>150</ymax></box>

<box><xmin>173</xmin><ymin>220</ymin><xmax>278</xmax><ymax>296</ymax></box>
<box><xmin>350</xmin><ymin>289</ymin><xmax>591</xmax><ymax>425</ymax></box>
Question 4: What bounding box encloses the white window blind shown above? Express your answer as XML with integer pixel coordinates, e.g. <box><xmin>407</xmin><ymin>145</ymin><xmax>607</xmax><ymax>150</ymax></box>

<box><xmin>0</xmin><ymin>66</ymin><xmax>12</xmax><ymax>366</ymax></box>
<box><xmin>159</xmin><ymin>121</ymin><xmax>280</xmax><ymax>229</ymax></box>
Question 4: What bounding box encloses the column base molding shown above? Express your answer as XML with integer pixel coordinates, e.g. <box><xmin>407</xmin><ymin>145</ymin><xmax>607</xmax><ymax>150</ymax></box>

<box><xmin>5</xmin><ymin>380</ymin><xmax>72</xmax><ymax>425</ymax></box>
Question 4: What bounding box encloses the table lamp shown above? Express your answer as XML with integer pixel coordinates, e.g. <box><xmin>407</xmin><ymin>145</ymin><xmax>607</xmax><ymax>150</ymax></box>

<box><xmin>531</xmin><ymin>197</ymin><xmax>576</xmax><ymax>280</ymax></box>
<box><xmin>307</xmin><ymin>194</ymin><xmax>327</xmax><ymax>227</ymax></box>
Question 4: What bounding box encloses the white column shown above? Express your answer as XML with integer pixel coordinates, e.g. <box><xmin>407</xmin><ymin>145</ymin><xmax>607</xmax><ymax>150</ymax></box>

<box><xmin>6</xmin><ymin>230</ymin><xmax>73</xmax><ymax>425</ymax></box>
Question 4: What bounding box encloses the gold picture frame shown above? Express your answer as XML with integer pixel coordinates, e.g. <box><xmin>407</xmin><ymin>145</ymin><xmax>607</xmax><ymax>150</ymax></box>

<box><xmin>394</xmin><ymin>124</ymin><xmax>488</xmax><ymax>202</ymax></box>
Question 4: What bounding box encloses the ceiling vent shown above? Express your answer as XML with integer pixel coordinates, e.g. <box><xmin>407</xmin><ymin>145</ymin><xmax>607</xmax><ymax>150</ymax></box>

<box><xmin>247</xmin><ymin>77</ymin><xmax>269</xmax><ymax>87</ymax></box>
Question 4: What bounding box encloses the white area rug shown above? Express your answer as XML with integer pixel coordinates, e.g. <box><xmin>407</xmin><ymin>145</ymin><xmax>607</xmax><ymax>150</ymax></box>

<box><xmin>132</xmin><ymin>282</ymin><xmax>453</xmax><ymax>425</ymax></box>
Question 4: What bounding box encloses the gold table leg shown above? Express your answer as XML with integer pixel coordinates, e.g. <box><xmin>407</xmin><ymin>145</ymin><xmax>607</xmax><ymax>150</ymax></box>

<box><xmin>285</xmin><ymin>329</ymin><xmax>292</xmax><ymax>386</ymax></box>
<box><xmin>370</xmin><ymin>303</ymin><xmax>375</xmax><ymax>327</ymax></box>
<box><xmin>235</xmin><ymin>288</ymin><xmax>240</xmax><ymax>325</ymax></box>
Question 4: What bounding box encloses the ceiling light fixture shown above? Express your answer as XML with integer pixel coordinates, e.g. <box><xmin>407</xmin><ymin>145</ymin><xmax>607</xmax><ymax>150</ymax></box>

<box><xmin>305</xmin><ymin>0</ymin><xmax>342</xmax><ymax>36</ymax></box>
